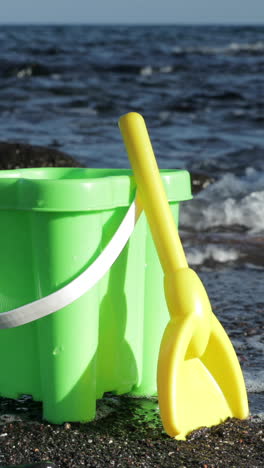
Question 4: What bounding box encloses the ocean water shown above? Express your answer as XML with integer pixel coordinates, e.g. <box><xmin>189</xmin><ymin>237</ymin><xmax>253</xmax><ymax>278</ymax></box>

<box><xmin>0</xmin><ymin>24</ymin><xmax>263</xmax><ymax>418</ymax></box>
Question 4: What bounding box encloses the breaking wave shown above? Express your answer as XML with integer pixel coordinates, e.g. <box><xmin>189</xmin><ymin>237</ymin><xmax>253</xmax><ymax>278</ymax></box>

<box><xmin>181</xmin><ymin>170</ymin><xmax>264</xmax><ymax>234</ymax></box>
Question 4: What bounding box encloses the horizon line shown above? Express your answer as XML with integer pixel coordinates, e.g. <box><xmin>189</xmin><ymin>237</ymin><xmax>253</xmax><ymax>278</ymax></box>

<box><xmin>0</xmin><ymin>21</ymin><xmax>263</xmax><ymax>26</ymax></box>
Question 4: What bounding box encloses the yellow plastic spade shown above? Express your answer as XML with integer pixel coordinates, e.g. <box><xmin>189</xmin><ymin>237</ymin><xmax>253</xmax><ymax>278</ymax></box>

<box><xmin>119</xmin><ymin>112</ymin><xmax>248</xmax><ymax>440</ymax></box>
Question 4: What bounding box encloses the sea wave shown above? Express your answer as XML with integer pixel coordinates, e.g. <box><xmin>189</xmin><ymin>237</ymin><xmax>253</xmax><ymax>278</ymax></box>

<box><xmin>182</xmin><ymin>191</ymin><xmax>264</xmax><ymax>233</ymax></box>
<box><xmin>172</xmin><ymin>41</ymin><xmax>264</xmax><ymax>56</ymax></box>
<box><xmin>244</xmin><ymin>369</ymin><xmax>264</xmax><ymax>393</ymax></box>
<box><xmin>0</xmin><ymin>60</ymin><xmax>54</xmax><ymax>78</ymax></box>
<box><xmin>181</xmin><ymin>170</ymin><xmax>264</xmax><ymax>234</ymax></box>
<box><xmin>186</xmin><ymin>245</ymin><xmax>240</xmax><ymax>266</ymax></box>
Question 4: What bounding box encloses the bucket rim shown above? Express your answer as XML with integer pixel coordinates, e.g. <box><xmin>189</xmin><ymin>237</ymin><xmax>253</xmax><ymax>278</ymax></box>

<box><xmin>0</xmin><ymin>167</ymin><xmax>192</xmax><ymax>212</ymax></box>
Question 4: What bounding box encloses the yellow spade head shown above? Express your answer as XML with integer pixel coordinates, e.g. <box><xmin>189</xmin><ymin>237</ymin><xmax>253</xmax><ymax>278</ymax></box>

<box><xmin>158</xmin><ymin>268</ymin><xmax>249</xmax><ymax>440</ymax></box>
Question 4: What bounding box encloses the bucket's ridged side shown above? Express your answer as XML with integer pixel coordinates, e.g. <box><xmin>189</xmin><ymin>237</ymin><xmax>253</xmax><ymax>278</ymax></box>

<box><xmin>95</xmin><ymin>208</ymin><xmax>128</xmax><ymax>397</ymax></box>
<box><xmin>0</xmin><ymin>211</ymin><xmax>41</xmax><ymax>399</ymax></box>
<box><xmin>95</xmin><ymin>208</ymin><xmax>145</xmax><ymax>398</ymax></box>
<box><xmin>115</xmin><ymin>211</ymin><xmax>147</xmax><ymax>394</ymax></box>
<box><xmin>31</xmin><ymin>211</ymin><xmax>102</xmax><ymax>423</ymax></box>
<box><xmin>131</xmin><ymin>203</ymin><xmax>179</xmax><ymax>396</ymax></box>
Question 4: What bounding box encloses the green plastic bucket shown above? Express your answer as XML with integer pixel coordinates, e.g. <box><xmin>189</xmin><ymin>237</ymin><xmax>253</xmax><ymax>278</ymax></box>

<box><xmin>0</xmin><ymin>167</ymin><xmax>191</xmax><ymax>423</ymax></box>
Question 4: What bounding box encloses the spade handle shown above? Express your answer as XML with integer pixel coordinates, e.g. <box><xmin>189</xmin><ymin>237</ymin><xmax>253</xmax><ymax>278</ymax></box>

<box><xmin>119</xmin><ymin>112</ymin><xmax>188</xmax><ymax>273</ymax></box>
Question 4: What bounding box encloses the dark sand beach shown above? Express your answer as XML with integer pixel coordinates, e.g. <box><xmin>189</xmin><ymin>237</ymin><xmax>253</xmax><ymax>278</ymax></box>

<box><xmin>0</xmin><ymin>393</ymin><xmax>263</xmax><ymax>468</ymax></box>
<box><xmin>0</xmin><ymin>145</ymin><xmax>263</xmax><ymax>467</ymax></box>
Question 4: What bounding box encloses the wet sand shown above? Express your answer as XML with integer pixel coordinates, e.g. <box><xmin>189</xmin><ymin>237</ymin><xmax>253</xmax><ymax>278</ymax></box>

<box><xmin>0</xmin><ymin>395</ymin><xmax>263</xmax><ymax>468</ymax></box>
<box><xmin>0</xmin><ymin>143</ymin><xmax>263</xmax><ymax>467</ymax></box>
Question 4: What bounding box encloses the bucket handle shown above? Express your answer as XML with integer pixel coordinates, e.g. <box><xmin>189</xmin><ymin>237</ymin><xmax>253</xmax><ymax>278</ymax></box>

<box><xmin>0</xmin><ymin>198</ymin><xmax>142</xmax><ymax>329</ymax></box>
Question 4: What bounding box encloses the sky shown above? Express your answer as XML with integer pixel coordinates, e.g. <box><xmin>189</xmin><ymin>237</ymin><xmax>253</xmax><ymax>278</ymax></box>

<box><xmin>0</xmin><ymin>0</ymin><xmax>264</xmax><ymax>25</ymax></box>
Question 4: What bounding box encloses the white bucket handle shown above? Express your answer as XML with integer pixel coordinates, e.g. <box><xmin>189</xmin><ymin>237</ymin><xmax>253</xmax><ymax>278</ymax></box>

<box><xmin>0</xmin><ymin>198</ymin><xmax>141</xmax><ymax>329</ymax></box>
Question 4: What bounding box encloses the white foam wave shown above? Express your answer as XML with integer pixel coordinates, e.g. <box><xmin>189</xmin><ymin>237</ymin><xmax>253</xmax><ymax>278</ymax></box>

<box><xmin>140</xmin><ymin>65</ymin><xmax>173</xmax><ymax>76</ymax></box>
<box><xmin>195</xmin><ymin>168</ymin><xmax>264</xmax><ymax>200</ymax></box>
<box><xmin>181</xmin><ymin>169</ymin><xmax>264</xmax><ymax>233</ymax></box>
<box><xmin>140</xmin><ymin>66</ymin><xmax>153</xmax><ymax>76</ymax></box>
<box><xmin>186</xmin><ymin>245</ymin><xmax>240</xmax><ymax>266</ymax></box>
<box><xmin>172</xmin><ymin>41</ymin><xmax>264</xmax><ymax>56</ymax></box>
<box><xmin>17</xmin><ymin>66</ymin><xmax>33</xmax><ymax>79</ymax></box>
<box><xmin>244</xmin><ymin>370</ymin><xmax>264</xmax><ymax>394</ymax></box>
<box><xmin>51</xmin><ymin>73</ymin><xmax>61</xmax><ymax>80</ymax></box>
<box><xmin>250</xmin><ymin>413</ymin><xmax>264</xmax><ymax>422</ymax></box>
<box><xmin>160</xmin><ymin>65</ymin><xmax>173</xmax><ymax>73</ymax></box>
<box><xmin>229</xmin><ymin>41</ymin><xmax>264</xmax><ymax>53</ymax></box>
